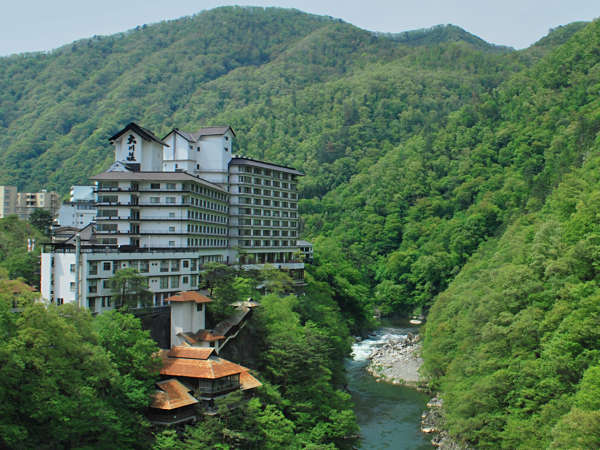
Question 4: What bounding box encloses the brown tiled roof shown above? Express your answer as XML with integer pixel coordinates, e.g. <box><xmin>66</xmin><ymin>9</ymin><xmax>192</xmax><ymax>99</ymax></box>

<box><xmin>167</xmin><ymin>346</ymin><xmax>214</xmax><ymax>360</ymax></box>
<box><xmin>151</xmin><ymin>379</ymin><xmax>199</xmax><ymax>410</ymax></box>
<box><xmin>192</xmin><ymin>330</ymin><xmax>226</xmax><ymax>342</ymax></box>
<box><xmin>160</xmin><ymin>354</ymin><xmax>249</xmax><ymax>379</ymax></box>
<box><xmin>166</xmin><ymin>291</ymin><xmax>213</xmax><ymax>304</ymax></box>
<box><xmin>240</xmin><ymin>371</ymin><xmax>262</xmax><ymax>390</ymax></box>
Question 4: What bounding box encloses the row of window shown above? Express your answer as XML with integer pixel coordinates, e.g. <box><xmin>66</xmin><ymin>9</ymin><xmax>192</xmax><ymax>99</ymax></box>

<box><xmin>150</xmin><ymin>275</ymin><xmax>199</xmax><ymax>290</ymax></box>
<box><xmin>237</xmin><ymin>166</ymin><xmax>296</xmax><ymax>181</ymax></box>
<box><xmin>239</xmin><ymin>218</ymin><xmax>297</xmax><ymax>228</ymax></box>
<box><xmin>240</xmin><ymin>240</ymin><xmax>294</xmax><ymax>247</ymax></box>
<box><xmin>186</xmin><ymin>238</ymin><xmax>228</xmax><ymax>247</ymax></box>
<box><xmin>88</xmin><ymin>274</ymin><xmax>200</xmax><ymax>289</ymax></box>
<box><xmin>237</xmin><ymin>175</ymin><xmax>297</xmax><ymax>190</ymax></box>
<box><xmin>238</xmin><ymin>208</ymin><xmax>297</xmax><ymax>218</ymax></box>
<box><xmin>239</xmin><ymin>197</ymin><xmax>297</xmax><ymax>209</ymax></box>
<box><xmin>187</xmin><ymin>209</ymin><xmax>228</xmax><ymax>224</ymax></box>
<box><xmin>184</xmin><ymin>183</ymin><xmax>227</xmax><ymax>201</ymax></box>
<box><xmin>186</xmin><ymin>224</ymin><xmax>227</xmax><ymax>235</ymax></box>
<box><xmin>239</xmin><ymin>186</ymin><xmax>297</xmax><ymax>199</ymax></box>
<box><xmin>182</xmin><ymin>196</ymin><xmax>228</xmax><ymax>212</ymax></box>
<box><xmin>240</xmin><ymin>229</ymin><xmax>297</xmax><ymax>237</ymax></box>
<box><xmin>89</xmin><ymin>256</ymin><xmax>222</xmax><ymax>275</ymax></box>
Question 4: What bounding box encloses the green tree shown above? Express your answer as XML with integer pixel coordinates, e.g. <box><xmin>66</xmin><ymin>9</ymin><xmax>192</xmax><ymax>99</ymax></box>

<box><xmin>109</xmin><ymin>268</ymin><xmax>153</xmax><ymax>309</ymax></box>
<box><xmin>28</xmin><ymin>208</ymin><xmax>53</xmax><ymax>235</ymax></box>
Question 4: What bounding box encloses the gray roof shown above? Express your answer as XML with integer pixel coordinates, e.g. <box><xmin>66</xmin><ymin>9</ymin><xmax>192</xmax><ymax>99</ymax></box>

<box><xmin>90</xmin><ymin>171</ymin><xmax>227</xmax><ymax>192</ymax></box>
<box><xmin>191</xmin><ymin>126</ymin><xmax>235</xmax><ymax>139</ymax></box>
<box><xmin>109</xmin><ymin>122</ymin><xmax>168</xmax><ymax>146</ymax></box>
<box><xmin>229</xmin><ymin>157</ymin><xmax>304</xmax><ymax>176</ymax></box>
<box><xmin>164</xmin><ymin>126</ymin><xmax>235</xmax><ymax>143</ymax></box>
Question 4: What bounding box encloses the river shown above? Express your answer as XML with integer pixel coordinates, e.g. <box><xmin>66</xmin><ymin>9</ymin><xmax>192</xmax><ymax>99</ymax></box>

<box><xmin>346</xmin><ymin>323</ymin><xmax>432</xmax><ymax>449</ymax></box>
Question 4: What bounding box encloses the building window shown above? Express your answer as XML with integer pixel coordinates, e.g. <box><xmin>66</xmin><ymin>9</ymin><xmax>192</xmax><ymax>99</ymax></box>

<box><xmin>103</xmin><ymin>262</ymin><xmax>111</xmax><ymax>271</ymax></box>
<box><xmin>182</xmin><ymin>276</ymin><xmax>189</xmax><ymax>284</ymax></box>
<box><xmin>196</xmin><ymin>303</ymin><xmax>203</xmax><ymax>312</ymax></box>
<box><xmin>88</xmin><ymin>262</ymin><xmax>97</xmax><ymax>275</ymax></box>
<box><xmin>70</xmin><ymin>282</ymin><xmax>75</xmax><ymax>292</ymax></box>
<box><xmin>167</xmin><ymin>197</ymin><xmax>176</xmax><ymax>204</ymax></box>
<box><xmin>150</xmin><ymin>197</ymin><xmax>160</xmax><ymax>204</ymax></box>
<box><xmin>160</xmin><ymin>277</ymin><xmax>168</xmax><ymax>289</ymax></box>
<box><xmin>169</xmin><ymin>226</ymin><xmax>175</xmax><ymax>232</ymax></box>
<box><xmin>170</xmin><ymin>276</ymin><xmax>179</xmax><ymax>289</ymax></box>
<box><xmin>167</xmin><ymin>183</ymin><xmax>176</xmax><ymax>190</ymax></box>
<box><xmin>183</xmin><ymin>260</ymin><xmax>189</xmax><ymax>269</ymax></box>
<box><xmin>69</xmin><ymin>264</ymin><xmax>76</xmax><ymax>273</ymax></box>
<box><xmin>150</xmin><ymin>183</ymin><xmax>160</xmax><ymax>189</ymax></box>
<box><xmin>169</xmin><ymin>241</ymin><xmax>175</xmax><ymax>247</ymax></box>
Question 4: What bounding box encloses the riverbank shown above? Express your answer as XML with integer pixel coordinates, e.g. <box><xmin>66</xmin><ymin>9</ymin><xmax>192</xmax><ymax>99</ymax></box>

<box><xmin>348</xmin><ymin>325</ymin><xmax>432</xmax><ymax>449</ymax></box>
<box><xmin>364</xmin><ymin>329</ymin><xmax>468</xmax><ymax>449</ymax></box>
<box><xmin>366</xmin><ymin>332</ymin><xmax>423</xmax><ymax>387</ymax></box>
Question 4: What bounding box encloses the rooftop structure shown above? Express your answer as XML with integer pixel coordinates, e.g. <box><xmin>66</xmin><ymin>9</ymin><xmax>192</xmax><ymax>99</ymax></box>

<box><xmin>159</xmin><ymin>346</ymin><xmax>261</xmax><ymax>399</ymax></box>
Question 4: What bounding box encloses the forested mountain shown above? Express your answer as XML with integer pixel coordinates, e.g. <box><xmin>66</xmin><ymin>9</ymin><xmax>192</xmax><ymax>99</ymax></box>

<box><xmin>2</xmin><ymin>6</ymin><xmax>599</xmax><ymax>447</ymax></box>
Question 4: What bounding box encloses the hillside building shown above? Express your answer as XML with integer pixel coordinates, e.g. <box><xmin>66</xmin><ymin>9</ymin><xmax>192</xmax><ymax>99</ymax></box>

<box><xmin>0</xmin><ymin>185</ymin><xmax>17</xmax><ymax>218</ymax></box>
<box><xmin>56</xmin><ymin>186</ymin><xmax>97</xmax><ymax>228</ymax></box>
<box><xmin>41</xmin><ymin>122</ymin><xmax>308</xmax><ymax>310</ymax></box>
<box><xmin>17</xmin><ymin>189</ymin><xmax>60</xmax><ymax>220</ymax></box>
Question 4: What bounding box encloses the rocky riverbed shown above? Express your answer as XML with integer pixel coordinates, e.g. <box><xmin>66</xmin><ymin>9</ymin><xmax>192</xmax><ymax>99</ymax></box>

<box><xmin>366</xmin><ymin>332</ymin><xmax>423</xmax><ymax>386</ymax></box>
<box><xmin>365</xmin><ymin>331</ymin><xmax>467</xmax><ymax>449</ymax></box>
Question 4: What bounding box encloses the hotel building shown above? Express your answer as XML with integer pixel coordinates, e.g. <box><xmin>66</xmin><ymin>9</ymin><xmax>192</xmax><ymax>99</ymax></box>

<box><xmin>41</xmin><ymin>123</ymin><xmax>306</xmax><ymax>311</ymax></box>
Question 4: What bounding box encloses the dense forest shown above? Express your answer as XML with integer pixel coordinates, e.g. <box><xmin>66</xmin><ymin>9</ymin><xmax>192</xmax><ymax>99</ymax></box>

<box><xmin>0</xmin><ymin>262</ymin><xmax>357</xmax><ymax>448</ymax></box>
<box><xmin>1</xmin><ymin>6</ymin><xmax>599</xmax><ymax>448</ymax></box>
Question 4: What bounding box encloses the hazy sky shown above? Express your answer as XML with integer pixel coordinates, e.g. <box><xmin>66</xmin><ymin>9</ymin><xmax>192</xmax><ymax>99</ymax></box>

<box><xmin>1</xmin><ymin>0</ymin><xmax>598</xmax><ymax>56</ymax></box>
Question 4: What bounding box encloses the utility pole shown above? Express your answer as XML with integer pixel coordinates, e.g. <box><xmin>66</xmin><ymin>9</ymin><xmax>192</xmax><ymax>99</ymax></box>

<box><xmin>75</xmin><ymin>234</ymin><xmax>81</xmax><ymax>308</ymax></box>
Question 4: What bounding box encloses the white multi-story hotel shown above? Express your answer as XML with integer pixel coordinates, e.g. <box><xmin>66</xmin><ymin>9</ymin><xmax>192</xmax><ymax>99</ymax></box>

<box><xmin>41</xmin><ymin>123</ymin><xmax>306</xmax><ymax>311</ymax></box>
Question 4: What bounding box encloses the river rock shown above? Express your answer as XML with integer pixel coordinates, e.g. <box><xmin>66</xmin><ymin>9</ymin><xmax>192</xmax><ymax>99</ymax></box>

<box><xmin>422</xmin><ymin>395</ymin><xmax>470</xmax><ymax>449</ymax></box>
<box><xmin>366</xmin><ymin>333</ymin><xmax>423</xmax><ymax>386</ymax></box>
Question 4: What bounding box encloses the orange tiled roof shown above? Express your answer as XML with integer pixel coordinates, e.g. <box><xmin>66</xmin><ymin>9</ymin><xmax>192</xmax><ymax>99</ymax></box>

<box><xmin>240</xmin><ymin>371</ymin><xmax>262</xmax><ymax>390</ymax></box>
<box><xmin>160</xmin><ymin>354</ymin><xmax>249</xmax><ymax>379</ymax></box>
<box><xmin>178</xmin><ymin>330</ymin><xmax>226</xmax><ymax>344</ymax></box>
<box><xmin>167</xmin><ymin>346</ymin><xmax>214</xmax><ymax>360</ymax></box>
<box><xmin>165</xmin><ymin>291</ymin><xmax>213</xmax><ymax>304</ymax></box>
<box><xmin>151</xmin><ymin>379</ymin><xmax>199</xmax><ymax>410</ymax></box>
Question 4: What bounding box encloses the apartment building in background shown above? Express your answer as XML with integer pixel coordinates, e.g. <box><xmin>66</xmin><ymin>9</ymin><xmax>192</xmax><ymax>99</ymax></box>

<box><xmin>56</xmin><ymin>186</ymin><xmax>97</xmax><ymax>228</ymax></box>
<box><xmin>0</xmin><ymin>185</ymin><xmax>17</xmax><ymax>218</ymax></box>
<box><xmin>17</xmin><ymin>189</ymin><xmax>60</xmax><ymax>219</ymax></box>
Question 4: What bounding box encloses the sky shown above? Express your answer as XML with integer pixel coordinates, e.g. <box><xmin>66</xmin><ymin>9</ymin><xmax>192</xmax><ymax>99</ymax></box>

<box><xmin>1</xmin><ymin>0</ymin><xmax>598</xmax><ymax>56</ymax></box>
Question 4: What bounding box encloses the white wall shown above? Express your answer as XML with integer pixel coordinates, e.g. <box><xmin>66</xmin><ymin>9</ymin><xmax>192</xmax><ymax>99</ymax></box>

<box><xmin>41</xmin><ymin>252</ymin><xmax>77</xmax><ymax>304</ymax></box>
<box><xmin>113</xmin><ymin>131</ymin><xmax>163</xmax><ymax>171</ymax></box>
<box><xmin>170</xmin><ymin>301</ymin><xmax>206</xmax><ymax>347</ymax></box>
<box><xmin>195</xmin><ymin>132</ymin><xmax>233</xmax><ymax>184</ymax></box>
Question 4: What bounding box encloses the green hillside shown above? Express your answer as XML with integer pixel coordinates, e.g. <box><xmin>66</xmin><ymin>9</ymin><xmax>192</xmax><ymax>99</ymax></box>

<box><xmin>2</xmin><ymin>6</ymin><xmax>600</xmax><ymax>447</ymax></box>
<box><xmin>420</xmin><ymin>18</ymin><xmax>600</xmax><ymax>447</ymax></box>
